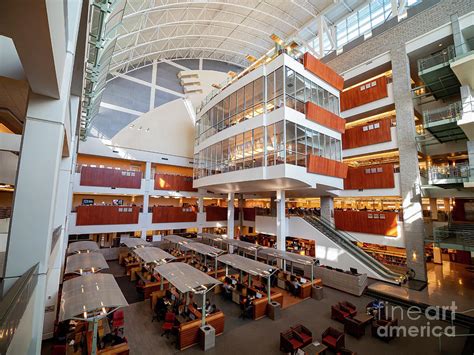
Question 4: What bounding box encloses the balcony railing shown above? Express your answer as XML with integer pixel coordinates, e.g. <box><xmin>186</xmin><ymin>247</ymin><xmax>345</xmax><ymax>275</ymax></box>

<box><xmin>0</xmin><ymin>264</ymin><xmax>39</xmax><ymax>354</ymax></box>
<box><xmin>433</xmin><ymin>225</ymin><xmax>474</xmax><ymax>250</ymax></box>
<box><xmin>426</xmin><ymin>164</ymin><xmax>471</xmax><ymax>183</ymax></box>
<box><xmin>454</xmin><ymin>37</ymin><xmax>474</xmax><ymax>60</ymax></box>
<box><xmin>417</xmin><ymin>45</ymin><xmax>456</xmax><ymax>72</ymax></box>
<box><xmin>422</xmin><ymin>101</ymin><xmax>462</xmax><ymax>126</ymax></box>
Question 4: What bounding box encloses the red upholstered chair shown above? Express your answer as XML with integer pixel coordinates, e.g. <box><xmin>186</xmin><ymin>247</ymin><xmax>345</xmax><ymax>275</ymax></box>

<box><xmin>344</xmin><ymin>317</ymin><xmax>365</xmax><ymax>338</ymax></box>
<box><xmin>112</xmin><ymin>309</ymin><xmax>125</xmax><ymax>328</ymax></box>
<box><xmin>161</xmin><ymin>312</ymin><xmax>176</xmax><ymax>338</ymax></box>
<box><xmin>280</xmin><ymin>330</ymin><xmax>303</xmax><ymax>354</ymax></box>
<box><xmin>337</xmin><ymin>348</ymin><xmax>357</xmax><ymax>355</ymax></box>
<box><xmin>322</xmin><ymin>327</ymin><xmax>345</xmax><ymax>351</ymax></box>
<box><xmin>339</xmin><ymin>301</ymin><xmax>357</xmax><ymax>317</ymax></box>
<box><xmin>331</xmin><ymin>304</ymin><xmax>351</xmax><ymax>323</ymax></box>
<box><xmin>371</xmin><ymin>317</ymin><xmax>399</xmax><ymax>342</ymax></box>
<box><xmin>291</xmin><ymin>324</ymin><xmax>313</xmax><ymax>347</ymax></box>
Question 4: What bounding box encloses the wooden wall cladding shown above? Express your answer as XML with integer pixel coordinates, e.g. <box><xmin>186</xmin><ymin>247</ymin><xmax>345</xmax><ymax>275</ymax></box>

<box><xmin>334</xmin><ymin>210</ymin><xmax>398</xmax><ymax>237</ymax></box>
<box><xmin>154</xmin><ymin>173</ymin><xmax>196</xmax><ymax>191</ymax></box>
<box><xmin>342</xmin><ymin>118</ymin><xmax>392</xmax><ymax>149</ymax></box>
<box><xmin>80</xmin><ymin>166</ymin><xmax>142</xmax><ymax>189</ymax></box>
<box><xmin>307</xmin><ymin>155</ymin><xmax>348</xmax><ymax>179</ymax></box>
<box><xmin>306</xmin><ymin>102</ymin><xmax>346</xmax><ymax>133</ymax></box>
<box><xmin>303</xmin><ymin>53</ymin><xmax>344</xmax><ymax>91</ymax></box>
<box><xmin>151</xmin><ymin>206</ymin><xmax>197</xmax><ymax>223</ymax></box>
<box><xmin>76</xmin><ymin>206</ymin><xmax>140</xmax><ymax>225</ymax></box>
<box><xmin>205</xmin><ymin>206</ymin><xmax>239</xmax><ymax>221</ymax></box>
<box><xmin>340</xmin><ymin>76</ymin><xmax>388</xmax><ymax>112</ymax></box>
<box><xmin>0</xmin><ymin>76</ymin><xmax>29</xmax><ymax>133</ymax></box>
<box><xmin>243</xmin><ymin>208</ymin><xmax>256</xmax><ymax>221</ymax></box>
<box><xmin>344</xmin><ymin>163</ymin><xmax>395</xmax><ymax>190</ymax></box>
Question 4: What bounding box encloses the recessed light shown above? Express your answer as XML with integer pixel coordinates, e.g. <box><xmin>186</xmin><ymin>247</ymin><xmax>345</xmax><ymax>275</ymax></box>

<box><xmin>438</xmin><ymin>43</ymin><xmax>443</xmax><ymax>47</ymax></box>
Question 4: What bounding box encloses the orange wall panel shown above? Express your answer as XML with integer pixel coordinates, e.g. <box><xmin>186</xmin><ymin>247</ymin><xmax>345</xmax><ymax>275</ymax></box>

<box><xmin>80</xmin><ymin>166</ymin><xmax>142</xmax><ymax>188</ymax></box>
<box><xmin>152</xmin><ymin>206</ymin><xmax>197</xmax><ymax>223</ymax></box>
<box><xmin>344</xmin><ymin>163</ymin><xmax>395</xmax><ymax>190</ymax></box>
<box><xmin>340</xmin><ymin>76</ymin><xmax>388</xmax><ymax>112</ymax></box>
<box><xmin>154</xmin><ymin>174</ymin><xmax>196</xmax><ymax>191</ymax></box>
<box><xmin>303</xmin><ymin>53</ymin><xmax>344</xmax><ymax>91</ymax></box>
<box><xmin>77</xmin><ymin>154</ymin><xmax>145</xmax><ymax>172</ymax></box>
<box><xmin>305</xmin><ymin>102</ymin><xmax>346</xmax><ymax>133</ymax></box>
<box><xmin>76</xmin><ymin>206</ymin><xmax>140</xmax><ymax>225</ymax></box>
<box><xmin>307</xmin><ymin>155</ymin><xmax>348</xmax><ymax>179</ymax></box>
<box><xmin>334</xmin><ymin>210</ymin><xmax>398</xmax><ymax>237</ymax></box>
<box><xmin>342</xmin><ymin>118</ymin><xmax>392</xmax><ymax>149</ymax></box>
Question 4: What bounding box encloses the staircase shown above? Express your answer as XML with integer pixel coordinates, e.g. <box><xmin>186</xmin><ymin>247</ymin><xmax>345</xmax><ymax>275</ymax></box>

<box><xmin>303</xmin><ymin>214</ymin><xmax>405</xmax><ymax>284</ymax></box>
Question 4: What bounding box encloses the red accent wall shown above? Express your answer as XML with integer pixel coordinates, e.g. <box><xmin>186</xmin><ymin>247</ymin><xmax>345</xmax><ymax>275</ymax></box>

<box><xmin>80</xmin><ymin>166</ymin><xmax>142</xmax><ymax>189</ymax></box>
<box><xmin>340</xmin><ymin>76</ymin><xmax>388</xmax><ymax>112</ymax></box>
<box><xmin>243</xmin><ymin>208</ymin><xmax>256</xmax><ymax>221</ymax></box>
<box><xmin>334</xmin><ymin>210</ymin><xmax>398</xmax><ymax>237</ymax></box>
<box><xmin>344</xmin><ymin>163</ymin><xmax>395</xmax><ymax>190</ymax></box>
<box><xmin>342</xmin><ymin>119</ymin><xmax>392</xmax><ymax>149</ymax></box>
<box><xmin>205</xmin><ymin>207</ymin><xmax>239</xmax><ymax>221</ymax></box>
<box><xmin>305</xmin><ymin>102</ymin><xmax>346</xmax><ymax>133</ymax></box>
<box><xmin>307</xmin><ymin>155</ymin><xmax>348</xmax><ymax>179</ymax></box>
<box><xmin>154</xmin><ymin>174</ymin><xmax>196</xmax><ymax>191</ymax></box>
<box><xmin>303</xmin><ymin>52</ymin><xmax>344</xmax><ymax>91</ymax></box>
<box><xmin>76</xmin><ymin>206</ymin><xmax>140</xmax><ymax>225</ymax></box>
<box><xmin>452</xmin><ymin>199</ymin><xmax>474</xmax><ymax>222</ymax></box>
<box><xmin>152</xmin><ymin>206</ymin><xmax>197</xmax><ymax>223</ymax></box>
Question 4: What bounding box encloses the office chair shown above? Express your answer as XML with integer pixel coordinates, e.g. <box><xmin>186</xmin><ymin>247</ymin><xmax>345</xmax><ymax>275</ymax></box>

<box><xmin>161</xmin><ymin>312</ymin><xmax>176</xmax><ymax>338</ymax></box>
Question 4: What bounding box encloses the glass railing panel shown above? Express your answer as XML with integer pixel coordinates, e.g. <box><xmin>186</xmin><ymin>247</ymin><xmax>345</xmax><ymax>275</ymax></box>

<box><xmin>417</xmin><ymin>45</ymin><xmax>456</xmax><ymax>72</ymax></box>
<box><xmin>422</xmin><ymin>101</ymin><xmax>462</xmax><ymax>125</ymax></box>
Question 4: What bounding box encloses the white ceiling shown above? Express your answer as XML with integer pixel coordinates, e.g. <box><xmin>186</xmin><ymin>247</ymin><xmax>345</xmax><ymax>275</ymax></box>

<box><xmin>110</xmin><ymin>0</ymin><xmax>367</xmax><ymax>74</ymax></box>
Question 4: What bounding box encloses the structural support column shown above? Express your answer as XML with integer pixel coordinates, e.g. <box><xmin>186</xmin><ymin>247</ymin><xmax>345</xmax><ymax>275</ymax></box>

<box><xmin>391</xmin><ymin>45</ymin><xmax>427</xmax><ymax>282</ymax></box>
<box><xmin>320</xmin><ymin>196</ymin><xmax>334</xmax><ymax>227</ymax></box>
<box><xmin>197</xmin><ymin>193</ymin><xmax>204</xmax><ymax>234</ymax></box>
<box><xmin>238</xmin><ymin>194</ymin><xmax>244</xmax><ymax>231</ymax></box>
<box><xmin>141</xmin><ymin>161</ymin><xmax>152</xmax><ymax>240</ymax></box>
<box><xmin>227</xmin><ymin>192</ymin><xmax>235</xmax><ymax>239</ymax></box>
<box><xmin>276</xmin><ymin>190</ymin><xmax>286</xmax><ymax>251</ymax></box>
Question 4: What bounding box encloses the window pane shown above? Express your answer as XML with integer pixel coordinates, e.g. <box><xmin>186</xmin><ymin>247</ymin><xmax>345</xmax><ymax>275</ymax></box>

<box><xmin>254</xmin><ymin>76</ymin><xmax>264</xmax><ymax>104</ymax></box>
<box><xmin>228</xmin><ymin>136</ymin><xmax>236</xmax><ymax>172</ymax></box>
<box><xmin>266</xmin><ymin>71</ymin><xmax>275</xmax><ymax>101</ymax></box>
<box><xmin>275</xmin><ymin>121</ymin><xmax>285</xmax><ymax>164</ymax></box>
<box><xmin>266</xmin><ymin>124</ymin><xmax>275</xmax><ymax>166</ymax></box>
<box><xmin>235</xmin><ymin>133</ymin><xmax>244</xmax><ymax>170</ymax></box>
<box><xmin>236</xmin><ymin>87</ymin><xmax>245</xmax><ymax>114</ymax></box>
<box><xmin>244</xmin><ymin>82</ymin><xmax>254</xmax><ymax>120</ymax></box>
<box><xmin>253</xmin><ymin>127</ymin><xmax>264</xmax><ymax>167</ymax></box>
<box><xmin>275</xmin><ymin>67</ymin><xmax>284</xmax><ymax>98</ymax></box>
<box><xmin>285</xmin><ymin>67</ymin><xmax>295</xmax><ymax>97</ymax></box>
<box><xmin>244</xmin><ymin>130</ymin><xmax>253</xmax><ymax>169</ymax></box>
<box><xmin>296</xmin><ymin>125</ymin><xmax>306</xmax><ymax>167</ymax></box>
<box><xmin>285</xmin><ymin>121</ymin><xmax>296</xmax><ymax>165</ymax></box>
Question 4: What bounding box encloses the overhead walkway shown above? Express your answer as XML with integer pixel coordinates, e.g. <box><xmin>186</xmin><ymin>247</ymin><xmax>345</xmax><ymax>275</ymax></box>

<box><xmin>430</xmin><ymin>224</ymin><xmax>474</xmax><ymax>252</ymax></box>
<box><xmin>302</xmin><ymin>214</ymin><xmax>404</xmax><ymax>285</ymax></box>
<box><xmin>421</xmin><ymin>102</ymin><xmax>466</xmax><ymax>143</ymax></box>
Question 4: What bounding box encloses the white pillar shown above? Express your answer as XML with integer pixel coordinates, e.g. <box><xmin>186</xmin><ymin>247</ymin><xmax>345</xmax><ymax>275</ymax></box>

<box><xmin>320</xmin><ymin>196</ymin><xmax>334</xmax><ymax>227</ymax></box>
<box><xmin>197</xmin><ymin>193</ymin><xmax>204</xmax><ymax>234</ymax></box>
<box><xmin>141</xmin><ymin>161</ymin><xmax>151</xmax><ymax>239</ymax></box>
<box><xmin>227</xmin><ymin>192</ymin><xmax>235</xmax><ymax>239</ymax></box>
<box><xmin>276</xmin><ymin>190</ymin><xmax>286</xmax><ymax>251</ymax></box>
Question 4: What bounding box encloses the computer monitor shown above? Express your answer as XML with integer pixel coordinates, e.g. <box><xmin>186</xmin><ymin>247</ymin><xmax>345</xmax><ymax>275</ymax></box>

<box><xmin>300</xmin><ymin>277</ymin><xmax>307</xmax><ymax>283</ymax></box>
<box><xmin>350</xmin><ymin>267</ymin><xmax>358</xmax><ymax>274</ymax></box>
<box><xmin>255</xmin><ymin>292</ymin><xmax>262</xmax><ymax>299</ymax></box>
<box><xmin>232</xmin><ymin>279</ymin><xmax>237</xmax><ymax>285</ymax></box>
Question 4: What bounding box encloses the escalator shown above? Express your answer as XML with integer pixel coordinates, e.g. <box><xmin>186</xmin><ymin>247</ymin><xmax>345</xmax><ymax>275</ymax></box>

<box><xmin>302</xmin><ymin>214</ymin><xmax>405</xmax><ymax>284</ymax></box>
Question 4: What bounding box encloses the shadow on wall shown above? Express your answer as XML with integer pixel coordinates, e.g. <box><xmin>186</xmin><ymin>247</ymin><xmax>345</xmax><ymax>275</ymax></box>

<box><xmin>90</xmin><ymin>59</ymin><xmax>242</xmax><ymax>140</ymax></box>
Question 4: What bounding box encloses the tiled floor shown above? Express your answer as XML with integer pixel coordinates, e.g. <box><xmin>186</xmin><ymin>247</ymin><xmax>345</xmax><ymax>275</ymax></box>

<box><xmin>369</xmin><ymin>261</ymin><xmax>474</xmax><ymax>312</ymax></box>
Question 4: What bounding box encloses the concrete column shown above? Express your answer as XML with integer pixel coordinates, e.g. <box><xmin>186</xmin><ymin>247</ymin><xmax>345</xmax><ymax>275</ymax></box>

<box><xmin>450</xmin><ymin>14</ymin><xmax>466</xmax><ymax>55</ymax></box>
<box><xmin>227</xmin><ymin>192</ymin><xmax>235</xmax><ymax>239</ymax></box>
<box><xmin>238</xmin><ymin>194</ymin><xmax>244</xmax><ymax>230</ymax></box>
<box><xmin>141</xmin><ymin>161</ymin><xmax>151</xmax><ymax>240</ymax></box>
<box><xmin>197</xmin><ymin>193</ymin><xmax>204</xmax><ymax>234</ymax></box>
<box><xmin>320</xmin><ymin>196</ymin><xmax>334</xmax><ymax>227</ymax></box>
<box><xmin>430</xmin><ymin>198</ymin><xmax>438</xmax><ymax>221</ymax></box>
<box><xmin>391</xmin><ymin>45</ymin><xmax>427</xmax><ymax>282</ymax></box>
<box><xmin>276</xmin><ymin>190</ymin><xmax>286</xmax><ymax>251</ymax></box>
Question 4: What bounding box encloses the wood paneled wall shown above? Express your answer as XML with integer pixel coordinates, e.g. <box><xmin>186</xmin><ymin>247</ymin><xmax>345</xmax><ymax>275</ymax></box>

<box><xmin>154</xmin><ymin>173</ymin><xmax>196</xmax><ymax>191</ymax></box>
<box><xmin>303</xmin><ymin>53</ymin><xmax>344</xmax><ymax>91</ymax></box>
<box><xmin>340</xmin><ymin>76</ymin><xmax>388</xmax><ymax>112</ymax></box>
<box><xmin>307</xmin><ymin>155</ymin><xmax>348</xmax><ymax>179</ymax></box>
<box><xmin>151</xmin><ymin>206</ymin><xmax>197</xmax><ymax>223</ymax></box>
<box><xmin>344</xmin><ymin>163</ymin><xmax>395</xmax><ymax>190</ymax></box>
<box><xmin>80</xmin><ymin>166</ymin><xmax>142</xmax><ymax>189</ymax></box>
<box><xmin>243</xmin><ymin>208</ymin><xmax>256</xmax><ymax>221</ymax></box>
<box><xmin>76</xmin><ymin>206</ymin><xmax>140</xmax><ymax>225</ymax></box>
<box><xmin>205</xmin><ymin>206</ymin><xmax>239</xmax><ymax>221</ymax></box>
<box><xmin>342</xmin><ymin>118</ymin><xmax>392</xmax><ymax>149</ymax></box>
<box><xmin>334</xmin><ymin>210</ymin><xmax>398</xmax><ymax>237</ymax></box>
<box><xmin>306</xmin><ymin>102</ymin><xmax>346</xmax><ymax>133</ymax></box>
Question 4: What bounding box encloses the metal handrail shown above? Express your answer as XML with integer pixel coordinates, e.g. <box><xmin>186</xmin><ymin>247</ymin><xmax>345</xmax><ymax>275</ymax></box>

<box><xmin>422</xmin><ymin>101</ymin><xmax>462</xmax><ymax>125</ymax></box>
<box><xmin>303</xmin><ymin>214</ymin><xmax>403</xmax><ymax>281</ymax></box>
<box><xmin>0</xmin><ymin>263</ymin><xmax>39</xmax><ymax>354</ymax></box>
<box><xmin>427</xmin><ymin>164</ymin><xmax>471</xmax><ymax>181</ymax></box>
<box><xmin>417</xmin><ymin>45</ymin><xmax>456</xmax><ymax>72</ymax></box>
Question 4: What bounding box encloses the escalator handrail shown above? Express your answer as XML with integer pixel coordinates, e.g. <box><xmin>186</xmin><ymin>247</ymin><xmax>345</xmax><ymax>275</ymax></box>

<box><xmin>303</xmin><ymin>214</ymin><xmax>403</xmax><ymax>280</ymax></box>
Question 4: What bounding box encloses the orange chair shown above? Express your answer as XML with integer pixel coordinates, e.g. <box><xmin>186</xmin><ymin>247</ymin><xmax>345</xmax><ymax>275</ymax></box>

<box><xmin>161</xmin><ymin>312</ymin><xmax>176</xmax><ymax>338</ymax></box>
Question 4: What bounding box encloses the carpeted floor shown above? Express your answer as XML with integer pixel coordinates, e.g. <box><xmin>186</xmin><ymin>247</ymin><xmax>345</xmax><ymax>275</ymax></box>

<box><xmin>121</xmin><ymin>285</ymin><xmax>469</xmax><ymax>355</ymax></box>
<box><xmin>115</xmin><ymin>276</ymin><xmax>143</xmax><ymax>304</ymax></box>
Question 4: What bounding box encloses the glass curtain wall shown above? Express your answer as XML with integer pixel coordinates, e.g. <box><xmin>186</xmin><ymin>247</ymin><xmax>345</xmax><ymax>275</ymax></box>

<box><xmin>194</xmin><ymin>121</ymin><xmax>341</xmax><ymax>179</ymax></box>
<box><xmin>195</xmin><ymin>66</ymin><xmax>340</xmax><ymax>145</ymax></box>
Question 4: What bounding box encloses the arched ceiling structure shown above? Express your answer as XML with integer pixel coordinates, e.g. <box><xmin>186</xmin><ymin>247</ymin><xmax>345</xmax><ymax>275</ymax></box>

<box><xmin>109</xmin><ymin>0</ymin><xmax>363</xmax><ymax>74</ymax></box>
